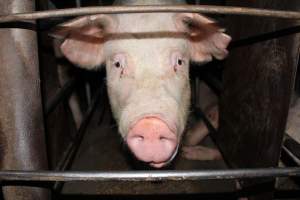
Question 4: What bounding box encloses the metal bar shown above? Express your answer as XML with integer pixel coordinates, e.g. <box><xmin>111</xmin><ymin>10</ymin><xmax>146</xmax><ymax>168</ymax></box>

<box><xmin>0</xmin><ymin>5</ymin><xmax>300</xmax><ymax>23</ymax></box>
<box><xmin>0</xmin><ymin>0</ymin><xmax>50</xmax><ymax>199</ymax></box>
<box><xmin>53</xmin><ymin>86</ymin><xmax>102</xmax><ymax>191</ymax></box>
<box><xmin>45</xmin><ymin>78</ymin><xmax>77</xmax><ymax>116</ymax></box>
<box><xmin>282</xmin><ymin>134</ymin><xmax>300</xmax><ymax>166</ymax></box>
<box><xmin>54</xmin><ymin>86</ymin><xmax>102</xmax><ymax>171</ymax></box>
<box><xmin>230</xmin><ymin>25</ymin><xmax>300</xmax><ymax>49</ymax></box>
<box><xmin>0</xmin><ymin>168</ymin><xmax>300</xmax><ymax>182</ymax></box>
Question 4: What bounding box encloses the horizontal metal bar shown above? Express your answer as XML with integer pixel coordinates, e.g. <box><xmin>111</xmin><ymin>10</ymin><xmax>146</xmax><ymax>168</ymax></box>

<box><xmin>45</xmin><ymin>78</ymin><xmax>77</xmax><ymax>116</ymax></box>
<box><xmin>0</xmin><ymin>168</ymin><xmax>299</xmax><ymax>182</ymax></box>
<box><xmin>0</xmin><ymin>5</ymin><xmax>300</xmax><ymax>23</ymax></box>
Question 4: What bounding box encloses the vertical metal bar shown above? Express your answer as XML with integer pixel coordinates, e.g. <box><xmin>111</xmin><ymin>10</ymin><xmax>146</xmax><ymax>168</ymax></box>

<box><xmin>0</xmin><ymin>0</ymin><xmax>50</xmax><ymax>200</ymax></box>
<box><xmin>53</xmin><ymin>86</ymin><xmax>102</xmax><ymax>193</ymax></box>
<box><xmin>45</xmin><ymin>78</ymin><xmax>77</xmax><ymax>116</ymax></box>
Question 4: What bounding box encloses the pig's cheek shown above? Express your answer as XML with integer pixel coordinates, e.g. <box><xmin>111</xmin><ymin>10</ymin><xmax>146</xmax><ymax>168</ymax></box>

<box><xmin>107</xmin><ymin>68</ymin><xmax>134</xmax><ymax>108</ymax></box>
<box><xmin>164</xmin><ymin>69</ymin><xmax>189</xmax><ymax>104</ymax></box>
<box><xmin>117</xmin><ymin>79</ymin><xmax>134</xmax><ymax>105</ymax></box>
<box><xmin>171</xmin><ymin>74</ymin><xmax>191</xmax><ymax>135</ymax></box>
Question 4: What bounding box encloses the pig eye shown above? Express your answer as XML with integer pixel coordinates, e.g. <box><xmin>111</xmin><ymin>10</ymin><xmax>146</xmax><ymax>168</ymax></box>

<box><xmin>112</xmin><ymin>54</ymin><xmax>126</xmax><ymax>69</ymax></box>
<box><xmin>177</xmin><ymin>58</ymin><xmax>184</xmax><ymax>66</ymax></box>
<box><xmin>171</xmin><ymin>51</ymin><xmax>186</xmax><ymax>72</ymax></box>
<box><xmin>114</xmin><ymin>61</ymin><xmax>121</xmax><ymax>68</ymax></box>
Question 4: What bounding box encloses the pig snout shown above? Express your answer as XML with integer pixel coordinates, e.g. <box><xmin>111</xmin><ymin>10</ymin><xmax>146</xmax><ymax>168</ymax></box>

<box><xmin>126</xmin><ymin>117</ymin><xmax>178</xmax><ymax>168</ymax></box>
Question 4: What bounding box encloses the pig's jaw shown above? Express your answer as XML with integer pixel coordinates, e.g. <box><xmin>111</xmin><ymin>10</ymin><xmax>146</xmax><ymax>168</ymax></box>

<box><xmin>149</xmin><ymin>144</ymin><xmax>179</xmax><ymax>168</ymax></box>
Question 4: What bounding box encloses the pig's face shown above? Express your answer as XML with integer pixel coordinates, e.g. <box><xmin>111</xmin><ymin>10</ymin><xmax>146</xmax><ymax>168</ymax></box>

<box><xmin>104</xmin><ymin>14</ymin><xmax>191</xmax><ymax>168</ymax></box>
<box><xmin>53</xmin><ymin>12</ymin><xmax>231</xmax><ymax>168</ymax></box>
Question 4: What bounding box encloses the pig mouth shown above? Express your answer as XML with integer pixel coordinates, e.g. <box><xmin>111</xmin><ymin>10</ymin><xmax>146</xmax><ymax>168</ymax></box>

<box><xmin>148</xmin><ymin>144</ymin><xmax>179</xmax><ymax>168</ymax></box>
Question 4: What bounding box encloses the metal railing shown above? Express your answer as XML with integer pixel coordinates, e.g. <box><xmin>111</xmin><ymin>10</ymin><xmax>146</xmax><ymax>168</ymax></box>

<box><xmin>0</xmin><ymin>168</ymin><xmax>299</xmax><ymax>182</ymax></box>
<box><xmin>0</xmin><ymin>5</ymin><xmax>300</xmax><ymax>23</ymax></box>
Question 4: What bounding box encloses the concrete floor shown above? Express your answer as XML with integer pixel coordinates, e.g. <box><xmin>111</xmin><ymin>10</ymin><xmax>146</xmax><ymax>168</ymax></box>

<box><xmin>61</xmin><ymin>97</ymin><xmax>236</xmax><ymax>197</ymax></box>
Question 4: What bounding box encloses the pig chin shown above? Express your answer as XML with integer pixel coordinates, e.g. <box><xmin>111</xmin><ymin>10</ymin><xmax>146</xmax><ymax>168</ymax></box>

<box><xmin>118</xmin><ymin>99</ymin><xmax>185</xmax><ymax>168</ymax></box>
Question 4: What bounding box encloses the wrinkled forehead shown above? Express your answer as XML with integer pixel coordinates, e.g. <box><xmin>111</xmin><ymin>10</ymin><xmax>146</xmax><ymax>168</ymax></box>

<box><xmin>104</xmin><ymin>37</ymin><xmax>188</xmax><ymax>60</ymax></box>
<box><xmin>104</xmin><ymin>13</ymin><xmax>188</xmax><ymax>58</ymax></box>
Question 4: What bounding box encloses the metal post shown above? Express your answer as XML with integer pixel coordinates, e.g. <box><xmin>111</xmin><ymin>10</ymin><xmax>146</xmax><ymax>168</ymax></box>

<box><xmin>0</xmin><ymin>0</ymin><xmax>50</xmax><ymax>199</ymax></box>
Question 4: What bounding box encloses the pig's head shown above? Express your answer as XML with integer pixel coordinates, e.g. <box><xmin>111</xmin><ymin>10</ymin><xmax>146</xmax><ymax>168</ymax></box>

<box><xmin>52</xmin><ymin>12</ymin><xmax>231</xmax><ymax>168</ymax></box>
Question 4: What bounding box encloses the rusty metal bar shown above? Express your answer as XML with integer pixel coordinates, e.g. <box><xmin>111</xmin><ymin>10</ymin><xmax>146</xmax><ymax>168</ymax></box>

<box><xmin>45</xmin><ymin>77</ymin><xmax>77</xmax><ymax>116</ymax></box>
<box><xmin>0</xmin><ymin>168</ymin><xmax>300</xmax><ymax>182</ymax></box>
<box><xmin>0</xmin><ymin>5</ymin><xmax>300</xmax><ymax>23</ymax></box>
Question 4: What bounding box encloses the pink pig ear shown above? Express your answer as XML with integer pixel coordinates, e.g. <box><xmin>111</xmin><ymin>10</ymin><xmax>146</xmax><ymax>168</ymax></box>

<box><xmin>50</xmin><ymin>15</ymin><xmax>116</xmax><ymax>70</ymax></box>
<box><xmin>175</xmin><ymin>13</ymin><xmax>231</xmax><ymax>64</ymax></box>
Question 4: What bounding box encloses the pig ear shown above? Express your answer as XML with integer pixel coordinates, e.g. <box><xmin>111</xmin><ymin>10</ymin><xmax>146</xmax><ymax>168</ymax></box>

<box><xmin>50</xmin><ymin>15</ymin><xmax>116</xmax><ymax>70</ymax></box>
<box><xmin>175</xmin><ymin>13</ymin><xmax>231</xmax><ymax>64</ymax></box>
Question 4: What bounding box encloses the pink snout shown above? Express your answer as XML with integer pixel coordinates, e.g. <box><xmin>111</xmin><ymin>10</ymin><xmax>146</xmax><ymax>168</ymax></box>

<box><xmin>126</xmin><ymin>117</ymin><xmax>178</xmax><ymax>168</ymax></box>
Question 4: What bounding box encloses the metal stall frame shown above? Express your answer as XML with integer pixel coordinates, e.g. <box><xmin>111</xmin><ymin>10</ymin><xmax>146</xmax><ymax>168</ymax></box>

<box><xmin>0</xmin><ymin>3</ymin><xmax>300</xmax><ymax>199</ymax></box>
<box><xmin>1</xmin><ymin>5</ymin><xmax>300</xmax><ymax>22</ymax></box>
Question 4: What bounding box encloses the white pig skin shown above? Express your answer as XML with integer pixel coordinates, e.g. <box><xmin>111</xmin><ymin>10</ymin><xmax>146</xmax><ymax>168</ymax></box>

<box><xmin>52</xmin><ymin>0</ymin><xmax>231</xmax><ymax>167</ymax></box>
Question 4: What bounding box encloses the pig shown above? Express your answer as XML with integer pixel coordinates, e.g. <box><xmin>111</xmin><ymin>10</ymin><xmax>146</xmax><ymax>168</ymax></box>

<box><xmin>183</xmin><ymin>81</ymin><xmax>222</xmax><ymax>161</ymax></box>
<box><xmin>52</xmin><ymin>0</ymin><xmax>231</xmax><ymax>168</ymax></box>
<box><xmin>183</xmin><ymin>104</ymin><xmax>221</xmax><ymax>161</ymax></box>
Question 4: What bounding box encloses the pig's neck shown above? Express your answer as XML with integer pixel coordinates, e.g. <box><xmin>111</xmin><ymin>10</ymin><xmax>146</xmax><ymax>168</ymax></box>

<box><xmin>115</xmin><ymin>0</ymin><xmax>185</xmax><ymax>5</ymax></box>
